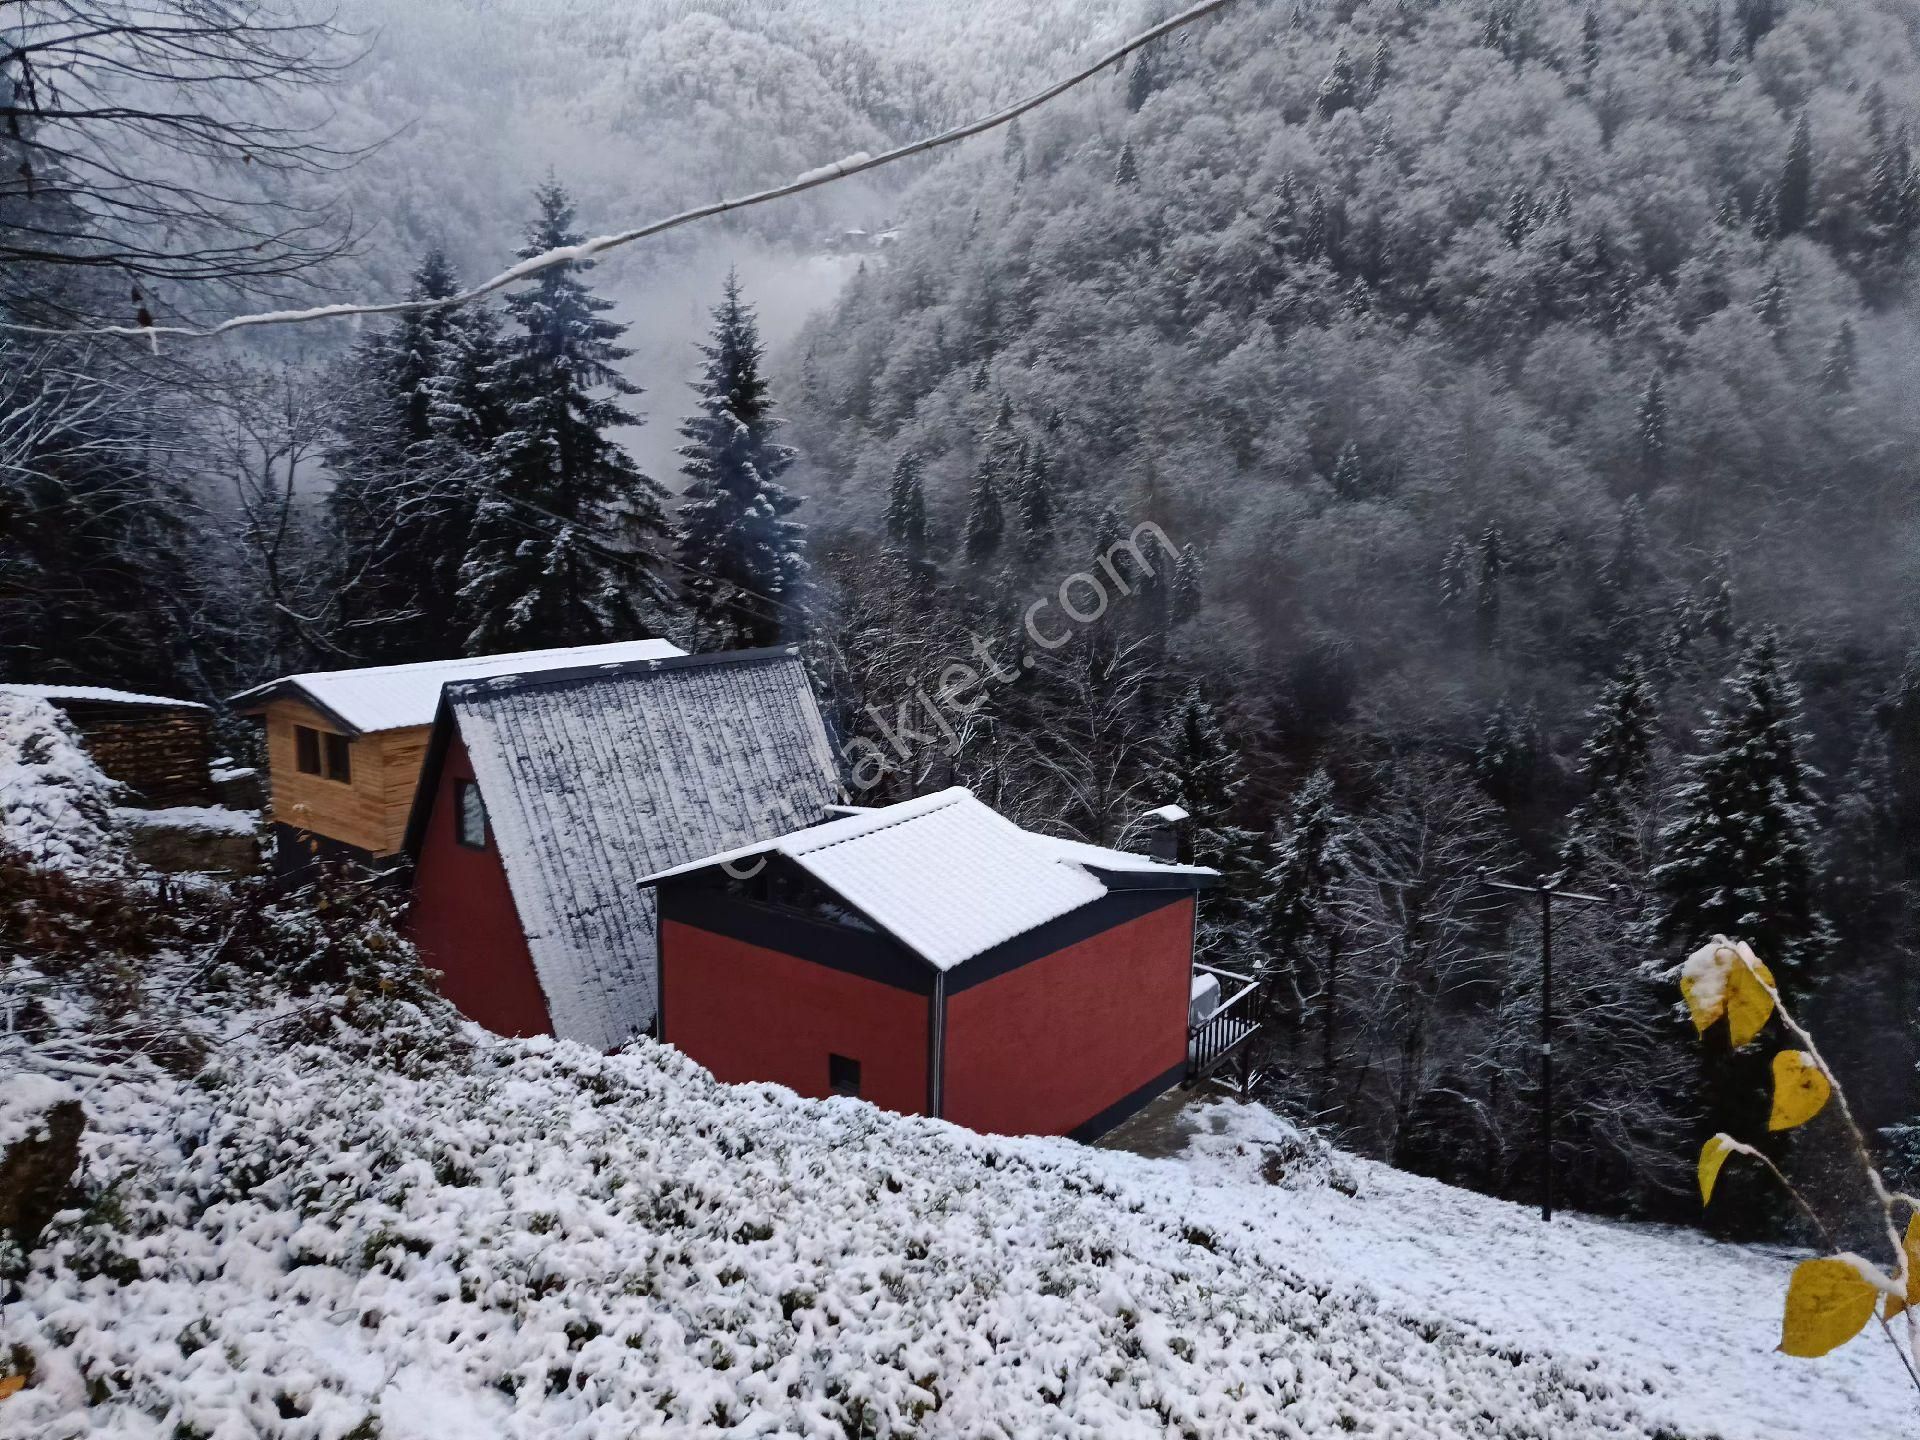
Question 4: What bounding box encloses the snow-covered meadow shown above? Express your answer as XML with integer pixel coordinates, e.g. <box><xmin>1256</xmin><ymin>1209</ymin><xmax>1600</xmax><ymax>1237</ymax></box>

<box><xmin>5</xmin><ymin>1016</ymin><xmax>1909</xmax><ymax>1440</ymax></box>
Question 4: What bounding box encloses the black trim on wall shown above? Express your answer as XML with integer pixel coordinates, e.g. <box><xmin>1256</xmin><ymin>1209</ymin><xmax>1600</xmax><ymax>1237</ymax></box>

<box><xmin>1066</xmin><ymin>1059</ymin><xmax>1189</xmax><ymax>1143</ymax></box>
<box><xmin>659</xmin><ymin>884</ymin><xmax>934</xmax><ymax>994</ymax></box>
<box><xmin>943</xmin><ymin>889</ymin><xmax>1196</xmax><ymax>995</ymax></box>
<box><xmin>1083</xmin><ymin>865</ymin><xmax>1221</xmax><ymax>893</ymax></box>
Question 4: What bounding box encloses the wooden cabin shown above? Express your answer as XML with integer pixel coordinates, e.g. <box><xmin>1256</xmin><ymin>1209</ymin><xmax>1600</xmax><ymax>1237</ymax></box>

<box><xmin>403</xmin><ymin>646</ymin><xmax>844</xmax><ymax>1050</ymax></box>
<box><xmin>229</xmin><ymin>638</ymin><xmax>684</xmax><ymax>871</ymax></box>
<box><xmin>0</xmin><ymin>685</ymin><xmax>216</xmax><ymax>806</ymax></box>
<box><xmin>638</xmin><ymin>788</ymin><xmax>1223</xmax><ymax>1140</ymax></box>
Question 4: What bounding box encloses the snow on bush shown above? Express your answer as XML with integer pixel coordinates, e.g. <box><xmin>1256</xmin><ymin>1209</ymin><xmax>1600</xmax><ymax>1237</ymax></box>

<box><xmin>3</xmin><ymin>1033</ymin><xmax>1685</xmax><ymax>1440</ymax></box>
<box><xmin>0</xmin><ymin>693</ymin><xmax>125</xmax><ymax>872</ymax></box>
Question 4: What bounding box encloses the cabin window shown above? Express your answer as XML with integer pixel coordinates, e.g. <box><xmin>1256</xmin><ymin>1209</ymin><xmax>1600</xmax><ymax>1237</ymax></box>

<box><xmin>322</xmin><ymin>731</ymin><xmax>353</xmax><ymax>783</ymax></box>
<box><xmin>455</xmin><ymin>778</ymin><xmax>488</xmax><ymax>850</ymax></box>
<box><xmin>294</xmin><ymin>725</ymin><xmax>322</xmax><ymax>775</ymax></box>
<box><xmin>829</xmin><ymin>1054</ymin><xmax>862</xmax><ymax>1098</ymax></box>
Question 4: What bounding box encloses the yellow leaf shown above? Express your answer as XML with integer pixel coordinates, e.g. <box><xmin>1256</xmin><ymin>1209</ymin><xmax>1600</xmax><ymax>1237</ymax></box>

<box><xmin>0</xmin><ymin>1374</ymin><xmax>22</xmax><ymax>1400</ymax></box>
<box><xmin>1726</xmin><ymin>951</ymin><xmax>1778</xmax><ymax>1048</ymax></box>
<box><xmin>1681</xmin><ymin>939</ymin><xmax>1740</xmax><ymax>1033</ymax></box>
<box><xmin>1769</xmin><ymin>1051</ymin><xmax>1832</xmax><ymax>1132</ymax></box>
<box><xmin>1891</xmin><ymin>1214</ymin><xmax>1920</xmax><ymax>1320</ymax></box>
<box><xmin>1699</xmin><ymin>1133</ymin><xmax>1740</xmax><ymax>1207</ymax></box>
<box><xmin>1781</xmin><ymin>1256</ymin><xmax>1880</xmax><ymax>1358</ymax></box>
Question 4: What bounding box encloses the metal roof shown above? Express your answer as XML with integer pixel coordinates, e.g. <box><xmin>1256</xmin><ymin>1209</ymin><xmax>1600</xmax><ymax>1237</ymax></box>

<box><xmin>226</xmin><ymin>637</ymin><xmax>685</xmax><ymax>734</ymax></box>
<box><xmin>0</xmin><ymin>684</ymin><xmax>208</xmax><ymax>711</ymax></box>
<box><xmin>434</xmin><ymin>646</ymin><xmax>842</xmax><ymax>1050</ymax></box>
<box><xmin>639</xmin><ymin>788</ymin><xmax>1210</xmax><ymax>972</ymax></box>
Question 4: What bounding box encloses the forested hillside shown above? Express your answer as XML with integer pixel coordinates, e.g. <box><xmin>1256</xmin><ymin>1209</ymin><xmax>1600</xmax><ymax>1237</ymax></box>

<box><xmin>788</xmin><ymin>0</ymin><xmax>1920</xmax><ymax>1220</ymax></box>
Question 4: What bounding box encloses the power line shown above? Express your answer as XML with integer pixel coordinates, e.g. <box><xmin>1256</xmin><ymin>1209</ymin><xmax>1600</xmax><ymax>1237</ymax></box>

<box><xmin>0</xmin><ymin>0</ymin><xmax>1240</xmax><ymax>343</ymax></box>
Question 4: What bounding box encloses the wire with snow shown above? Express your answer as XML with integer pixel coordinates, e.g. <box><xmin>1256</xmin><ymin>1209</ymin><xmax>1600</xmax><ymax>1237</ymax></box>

<box><xmin>0</xmin><ymin>0</ymin><xmax>1240</xmax><ymax>344</ymax></box>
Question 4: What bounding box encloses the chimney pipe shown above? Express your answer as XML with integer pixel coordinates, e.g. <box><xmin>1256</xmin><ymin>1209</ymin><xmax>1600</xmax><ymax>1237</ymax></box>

<box><xmin>1138</xmin><ymin>803</ymin><xmax>1189</xmax><ymax>863</ymax></box>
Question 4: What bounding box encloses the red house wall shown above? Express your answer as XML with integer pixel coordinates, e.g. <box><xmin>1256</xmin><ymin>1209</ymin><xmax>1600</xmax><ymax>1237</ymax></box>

<box><xmin>661</xmin><ymin>919</ymin><xmax>929</xmax><ymax>1114</ymax></box>
<box><xmin>410</xmin><ymin>730</ymin><xmax>554</xmax><ymax>1038</ymax></box>
<box><xmin>942</xmin><ymin>897</ymin><xmax>1194</xmax><ymax>1137</ymax></box>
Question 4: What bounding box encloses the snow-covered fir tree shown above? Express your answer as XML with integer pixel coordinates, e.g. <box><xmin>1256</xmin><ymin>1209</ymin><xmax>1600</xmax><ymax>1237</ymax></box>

<box><xmin>328</xmin><ymin>250</ymin><xmax>501</xmax><ymax>662</ymax></box>
<box><xmin>1653</xmin><ymin>629</ymin><xmax>1832</xmax><ymax>992</ymax></box>
<box><xmin>674</xmin><ymin>270</ymin><xmax>805</xmax><ymax>649</ymax></box>
<box><xmin>883</xmin><ymin>449</ymin><xmax>930</xmax><ymax>564</ymax></box>
<box><xmin>1259</xmin><ymin>767</ymin><xmax>1352</xmax><ymax>1083</ymax></box>
<box><xmin>1560</xmin><ymin>659</ymin><xmax>1659</xmax><ymax>877</ymax></box>
<box><xmin>456</xmin><ymin>179</ymin><xmax>672</xmax><ymax>654</ymax></box>
<box><xmin>1151</xmin><ymin>685</ymin><xmax>1260</xmax><ymax>954</ymax></box>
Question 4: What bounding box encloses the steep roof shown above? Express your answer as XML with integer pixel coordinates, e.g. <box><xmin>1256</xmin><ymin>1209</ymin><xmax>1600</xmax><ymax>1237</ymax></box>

<box><xmin>640</xmin><ymin>788</ymin><xmax>1216</xmax><ymax>972</ymax></box>
<box><xmin>226</xmin><ymin>638</ymin><xmax>685</xmax><ymax>734</ymax></box>
<box><xmin>0</xmin><ymin>684</ymin><xmax>207</xmax><ymax>711</ymax></box>
<box><xmin>415</xmin><ymin>646</ymin><xmax>842</xmax><ymax>1051</ymax></box>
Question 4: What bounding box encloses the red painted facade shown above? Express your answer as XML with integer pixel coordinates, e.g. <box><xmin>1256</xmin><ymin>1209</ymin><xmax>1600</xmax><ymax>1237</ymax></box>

<box><xmin>943</xmin><ymin>897</ymin><xmax>1194</xmax><ymax>1137</ymax></box>
<box><xmin>661</xmin><ymin>918</ymin><xmax>931</xmax><ymax>1114</ymax></box>
<box><xmin>409</xmin><ymin>730</ymin><xmax>554</xmax><ymax>1038</ymax></box>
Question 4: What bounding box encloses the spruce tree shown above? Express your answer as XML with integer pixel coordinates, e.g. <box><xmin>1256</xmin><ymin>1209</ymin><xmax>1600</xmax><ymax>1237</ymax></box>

<box><xmin>962</xmin><ymin>463</ymin><xmax>1004</xmax><ymax>566</ymax></box>
<box><xmin>674</xmin><ymin>271</ymin><xmax>806</xmax><ymax>649</ymax></box>
<box><xmin>1170</xmin><ymin>543</ymin><xmax>1204</xmax><ymax>624</ymax></box>
<box><xmin>1654</xmin><ymin>630</ymin><xmax>1832</xmax><ymax>991</ymax></box>
<box><xmin>1636</xmin><ymin>368</ymin><xmax>1668</xmax><ymax>484</ymax></box>
<box><xmin>1317</xmin><ymin>46</ymin><xmax>1360</xmax><ymax>117</ymax></box>
<box><xmin>1778</xmin><ymin>112</ymin><xmax>1814</xmax><ymax>236</ymax></box>
<box><xmin>883</xmin><ymin>449</ymin><xmax>929</xmax><ymax>563</ymax></box>
<box><xmin>1330</xmin><ymin>441</ymin><xmax>1365</xmax><ymax>500</ymax></box>
<box><xmin>1016</xmin><ymin>443</ymin><xmax>1054</xmax><ymax>558</ymax></box>
<box><xmin>329</xmin><ymin>250</ymin><xmax>499</xmax><ymax>661</ymax></box>
<box><xmin>457</xmin><ymin>179</ymin><xmax>670</xmax><ymax>654</ymax></box>
<box><xmin>1561</xmin><ymin>660</ymin><xmax>1659</xmax><ymax>876</ymax></box>
<box><xmin>1114</xmin><ymin>140</ymin><xmax>1141</xmax><ymax>188</ymax></box>
<box><xmin>1475</xmin><ymin>524</ymin><xmax>1504</xmax><ymax>650</ymax></box>
<box><xmin>1155</xmin><ymin>685</ymin><xmax>1262</xmax><ymax>954</ymax></box>
<box><xmin>1260</xmin><ymin>767</ymin><xmax>1352</xmax><ymax>1094</ymax></box>
<box><xmin>1821</xmin><ymin>321</ymin><xmax>1858</xmax><ymax>395</ymax></box>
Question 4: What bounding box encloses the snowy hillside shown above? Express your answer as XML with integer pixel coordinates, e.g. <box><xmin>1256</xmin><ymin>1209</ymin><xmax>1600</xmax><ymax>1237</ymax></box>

<box><xmin>5</xmin><ymin>1017</ymin><xmax>1906</xmax><ymax>1438</ymax></box>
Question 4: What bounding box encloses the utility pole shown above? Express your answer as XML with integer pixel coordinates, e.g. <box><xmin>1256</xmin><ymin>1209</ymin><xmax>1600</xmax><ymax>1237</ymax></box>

<box><xmin>1477</xmin><ymin>870</ymin><xmax>1613</xmax><ymax>1222</ymax></box>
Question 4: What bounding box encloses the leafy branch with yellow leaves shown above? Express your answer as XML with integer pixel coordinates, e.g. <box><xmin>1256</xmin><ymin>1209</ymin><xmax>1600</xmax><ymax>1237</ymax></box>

<box><xmin>1683</xmin><ymin>936</ymin><xmax>1920</xmax><ymax>1397</ymax></box>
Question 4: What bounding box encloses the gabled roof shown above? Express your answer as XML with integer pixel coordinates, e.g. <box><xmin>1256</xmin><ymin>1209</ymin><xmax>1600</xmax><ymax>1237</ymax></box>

<box><xmin>226</xmin><ymin>637</ymin><xmax>686</xmax><ymax>734</ymax></box>
<box><xmin>408</xmin><ymin>646</ymin><xmax>842</xmax><ymax>1051</ymax></box>
<box><xmin>639</xmin><ymin>788</ymin><xmax>1217</xmax><ymax>972</ymax></box>
<box><xmin>0</xmin><ymin>683</ymin><xmax>207</xmax><ymax>711</ymax></box>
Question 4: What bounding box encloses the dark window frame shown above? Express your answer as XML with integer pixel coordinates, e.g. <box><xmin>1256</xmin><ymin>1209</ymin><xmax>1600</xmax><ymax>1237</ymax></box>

<box><xmin>322</xmin><ymin>731</ymin><xmax>353</xmax><ymax>784</ymax></box>
<box><xmin>454</xmin><ymin>778</ymin><xmax>488</xmax><ymax>850</ymax></box>
<box><xmin>294</xmin><ymin>725</ymin><xmax>321</xmax><ymax>776</ymax></box>
<box><xmin>829</xmin><ymin>1053</ymin><xmax>862</xmax><ymax>1098</ymax></box>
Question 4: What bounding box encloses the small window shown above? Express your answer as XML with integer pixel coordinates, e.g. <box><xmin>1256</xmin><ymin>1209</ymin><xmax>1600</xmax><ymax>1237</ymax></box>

<box><xmin>455</xmin><ymin>778</ymin><xmax>488</xmax><ymax>850</ymax></box>
<box><xmin>294</xmin><ymin>725</ymin><xmax>321</xmax><ymax>775</ymax></box>
<box><xmin>322</xmin><ymin>731</ymin><xmax>353</xmax><ymax>783</ymax></box>
<box><xmin>829</xmin><ymin>1054</ymin><xmax>861</xmax><ymax>1098</ymax></box>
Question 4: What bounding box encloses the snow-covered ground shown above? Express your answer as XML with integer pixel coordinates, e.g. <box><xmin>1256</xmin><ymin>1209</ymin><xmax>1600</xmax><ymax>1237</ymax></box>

<box><xmin>6</xmin><ymin>1022</ymin><xmax>1909</xmax><ymax>1439</ymax></box>
<box><xmin>1100</xmin><ymin>1101</ymin><xmax>1914</xmax><ymax>1440</ymax></box>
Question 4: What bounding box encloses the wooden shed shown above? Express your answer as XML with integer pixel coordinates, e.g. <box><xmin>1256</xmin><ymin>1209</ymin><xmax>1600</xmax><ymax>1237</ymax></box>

<box><xmin>229</xmin><ymin>638</ymin><xmax>683</xmax><ymax>871</ymax></box>
<box><xmin>0</xmin><ymin>685</ymin><xmax>216</xmax><ymax>807</ymax></box>
<box><xmin>639</xmin><ymin>788</ymin><xmax>1223</xmax><ymax>1141</ymax></box>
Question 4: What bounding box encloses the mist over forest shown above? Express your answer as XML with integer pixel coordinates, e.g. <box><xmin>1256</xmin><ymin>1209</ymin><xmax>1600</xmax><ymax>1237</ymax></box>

<box><xmin>6</xmin><ymin>0</ymin><xmax>1920</xmax><ymax>1236</ymax></box>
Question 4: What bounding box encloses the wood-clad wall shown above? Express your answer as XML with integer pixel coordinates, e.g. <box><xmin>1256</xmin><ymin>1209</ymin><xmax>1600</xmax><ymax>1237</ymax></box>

<box><xmin>261</xmin><ymin>699</ymin><xmax>432</xmax><ymax>857</ymax></box>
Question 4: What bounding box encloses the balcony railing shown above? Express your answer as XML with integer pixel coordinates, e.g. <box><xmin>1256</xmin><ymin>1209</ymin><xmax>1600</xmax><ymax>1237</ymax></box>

<box><xmin>1187</xmin><ymin>963</ymin><xmax>1262</xmax><ymax>1090</ymax></box>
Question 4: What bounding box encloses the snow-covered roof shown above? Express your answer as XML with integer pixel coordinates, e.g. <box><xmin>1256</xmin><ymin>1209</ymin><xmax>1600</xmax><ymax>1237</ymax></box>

<box><xmin>435</xmin><ymin>646</ymin><xmax>841</xmax><ymax>1050</ymax></box>
<box><xmin>0</xmin><ymin>683</ymin><xmax>207</xmax><ymax>711</ymax></box>
<box><xmin>641</xmin><ymin>788</ymin><xmax>1212</xmax><ymax>972</ymax></box>
<box><xmin>226</xmin><ymin>637</ymin><xmax>686</xmax><ymax>734</ymax></box>
<box><xmin>1026</xmin><ymin>831</ymin><xmax>1218</xmax><ymax>880</ymax></box>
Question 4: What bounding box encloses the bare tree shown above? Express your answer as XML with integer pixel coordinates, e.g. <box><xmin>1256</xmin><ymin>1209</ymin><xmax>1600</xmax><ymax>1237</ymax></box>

<box><xmin>0</xmin><ymin>0</ymin><xmax>361</xmax><ymax>314</ymax></box>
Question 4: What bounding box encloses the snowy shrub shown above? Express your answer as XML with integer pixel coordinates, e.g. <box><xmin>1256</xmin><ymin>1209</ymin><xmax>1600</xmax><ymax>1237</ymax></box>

<box><xmin>0</xmin><ymin>694</ymin><xmax>126</xmax><ymax>874</ymax></box>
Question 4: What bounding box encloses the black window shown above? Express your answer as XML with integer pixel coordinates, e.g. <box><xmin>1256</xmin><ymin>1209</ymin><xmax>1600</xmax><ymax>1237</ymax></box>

<box><xmin>829</xmin><ymin>1054</ymin><xmax>861</xmax><ymax>1097</ymax></box>
<box><xmin>455</xmin><ymin>778</ymin><xmax>488</xmax><ymax>850</ymax></box>
<box><xmin>322</xmin><ymin>731</ymin><xmax>353</xmax><ymax>783</ymax></box>
<box><xmin>294</xmin><ymin>725</ymin><xmax>321</xmax><ymax>775</ymax></box>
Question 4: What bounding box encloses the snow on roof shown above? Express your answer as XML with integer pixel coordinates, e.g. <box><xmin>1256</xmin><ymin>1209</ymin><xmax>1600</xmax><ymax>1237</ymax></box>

<box><xmin>448</xmin><ymin>648</ymin><xmax>841</xmax><ymax>1050</ymax></box>
<box><xmin>1025</xmin><ymin>831</ymin><xmax>1218</xmax><ymax>879</ymax></box>
<box><xmin>0</xmin><ymin>683</ymin><xmax>207</xmax><ymax>711</ymax></box>
<box><xmin>227</xmin><ymin>637</ymin><xmax>686</xmax><ymax>734</ymax></box>
<box><xmin>642</xmin><ymin>788</ymin><xmax>1158</xmax><ymax>972</ymax></box>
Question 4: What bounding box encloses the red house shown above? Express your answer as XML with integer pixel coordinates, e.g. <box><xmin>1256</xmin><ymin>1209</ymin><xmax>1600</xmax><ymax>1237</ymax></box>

<box><xmin>403</xmin><ymin>647</ymin><xmax>844</xmax><ymax>1051</ymax></box>
<box><xmin>639</xmin><ymin>787</ymin><xmax>1220</xmax><ymax>1140</ymax></box>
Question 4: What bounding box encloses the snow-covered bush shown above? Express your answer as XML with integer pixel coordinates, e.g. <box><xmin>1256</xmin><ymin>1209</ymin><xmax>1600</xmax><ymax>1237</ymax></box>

<box><xmin>0</xmin><ymin>694</ymin><xmax>126</xmax><ymax>873</ymax></box>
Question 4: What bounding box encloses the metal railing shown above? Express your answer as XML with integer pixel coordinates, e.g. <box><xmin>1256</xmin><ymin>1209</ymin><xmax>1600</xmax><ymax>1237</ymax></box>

<box><xmin>1187</xmin><ymin>967</ymin><xmax>1262</xmax><ymax>1088</ymax></box>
